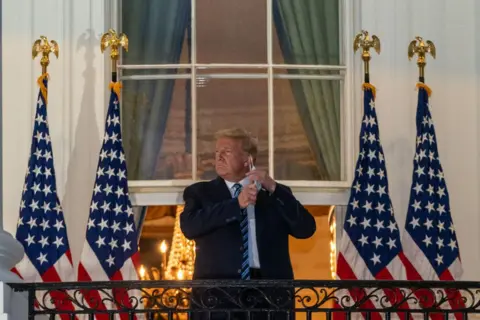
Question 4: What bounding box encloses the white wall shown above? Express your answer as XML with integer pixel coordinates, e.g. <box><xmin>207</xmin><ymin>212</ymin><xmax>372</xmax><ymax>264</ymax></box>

<box><xmin>360</xmin><ymin>0</ymin><xmax>480</xmax><ymax>280</ymax></box>
<box><xmin>2</xmin><ymin>0</ymin><xmax>480</xmax><ymax>280</ymax></box>
<box><xmin>2</xmin><ymin>0</ymin><xmax>108</xmax><ymax>268</ymax></box>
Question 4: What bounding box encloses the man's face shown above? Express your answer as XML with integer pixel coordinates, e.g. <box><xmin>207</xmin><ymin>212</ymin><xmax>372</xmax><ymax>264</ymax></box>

<box><xmin>215</xmin><ymin>137</ymin><xmax>247</xmax><ymax>180</ymax></box>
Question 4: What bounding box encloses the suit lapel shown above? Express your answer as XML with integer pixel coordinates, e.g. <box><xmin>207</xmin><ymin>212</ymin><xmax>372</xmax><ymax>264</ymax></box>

<box><xmin>210</xmin><ymin>177</ymin><xmax>268</xmax><ymax>235</ymax></box>
<box><xmin>211</xmin><ymin>176</ymin><xmax>234</xmax><ymax>201</ymax></box>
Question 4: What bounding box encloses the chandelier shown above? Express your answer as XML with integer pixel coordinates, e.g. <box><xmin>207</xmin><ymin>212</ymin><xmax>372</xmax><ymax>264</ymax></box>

<box><xmin>138</xmin><ymin>205</ymin><xmax>195</xmax><ymax>281</ymax></box>
<box><xmin>328</xmin><ymin>206</ymin><xmax>336</xmax><ymax>279</ymax></box>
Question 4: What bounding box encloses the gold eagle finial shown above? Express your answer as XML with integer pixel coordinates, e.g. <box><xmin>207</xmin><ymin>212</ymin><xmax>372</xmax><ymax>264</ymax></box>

<box><xmin>32</xmin><ymin>36</ymin><xmax>59</xmax><ymax>74</ymax></box>
<box><xmin>353</xmin><ymin>30</ymin><xmax>380</xmax><ymax>82</ymax></box>
<box><xmin>100</xmin><ymin>28</ymin><xmax>129</xmax><ymax>61</ymax></box>
<box><xmin>408</xmin><ymin>36</ymin><xmax>435</xmax><ymax>81</ymax></box>
<box><xmin>353</xmin><ymin>30</ymin><xmax>381</xmax><ymax>55</ymax></box>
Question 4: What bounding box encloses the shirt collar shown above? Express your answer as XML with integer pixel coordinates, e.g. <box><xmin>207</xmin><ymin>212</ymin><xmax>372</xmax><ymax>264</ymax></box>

<box><xmin>224</xmin><ymin>177</ymin><xmax>249</xmax><ymax>190</ymax></box>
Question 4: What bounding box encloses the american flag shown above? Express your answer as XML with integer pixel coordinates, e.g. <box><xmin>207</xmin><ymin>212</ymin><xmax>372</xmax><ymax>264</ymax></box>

<box><xmin>77</xmin><ymin>83</ymin><xmax>142</xmax><ymax>318</ymax></box>
<box><xmin>335</xmin><ymin>84</ymin><xmax>410</xmax><ymax>319</ymax></box>
<box><xmin>402</xmin><ymin>84</ymin><xmax>464</xmax><ymax>316</ymax></box>
<box><xmin>12</xmin><ymin>75</ymin><xmax>76</xmax><ymax>318</ymax></box>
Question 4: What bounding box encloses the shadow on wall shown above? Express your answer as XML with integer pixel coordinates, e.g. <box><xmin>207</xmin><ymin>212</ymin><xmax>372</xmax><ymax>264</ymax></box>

<box><xmin>381</xmin><ymin>135</ymin><xmax>415</xmax><ymax>228</ymax></box>
<box><xmin>62</xmin><ymin>29</ymin><xmax>102</xmax><ymax>269</ymax></box>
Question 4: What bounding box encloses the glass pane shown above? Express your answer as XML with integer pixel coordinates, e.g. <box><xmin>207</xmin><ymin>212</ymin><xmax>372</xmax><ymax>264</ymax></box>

<box><xmin>138</xmin><ymin>205</ymin><xmax>175</xmax><ymax>280</ymax></box>
<box><xmin>195</xmin><ymin>68</ymin><xmax>268</xmax><ymax>87</ymax></box>
<box><xmin>273</xmin><ymin>70</ymin><xmax>342</xmax><ymax>181</ymax></box>
<box><xmin>197</xmin><ymin>78</ymin><xmax>269</xmax><ymax>180</ymax></box>
<box><xmin>122</xmin><ymin>79</ymin><xmax>192</xmax><ymax>180</ymax></box>
<box><xmin>196</xmin><ymin>0</ymin><xmax>267</xmax><ymax>63</ymax></box>
<box><xmin>121</xmin><ymin>0</ymin><xmax>191</xmax><ymax>64</ymax></box>
<box><xmin>272</xmin><ymin>0</ymin><xmax>341</xmax><ymax>65</ymax></box>
<box><xmin>138</xmin><ymin>205</ymin><xmax>195</xmax><ymax>281</ymax></box>
<box><xmin>139</xmin><ymin>206</ymin><xmax>176</xmax><ymax>240</ymax></box>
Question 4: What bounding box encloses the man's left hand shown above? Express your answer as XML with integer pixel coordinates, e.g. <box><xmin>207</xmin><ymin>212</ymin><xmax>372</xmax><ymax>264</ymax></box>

<box><xmin>246</xmin><ymin>169</ymin><xmax>276</xmax><ymax>193</ymax></box>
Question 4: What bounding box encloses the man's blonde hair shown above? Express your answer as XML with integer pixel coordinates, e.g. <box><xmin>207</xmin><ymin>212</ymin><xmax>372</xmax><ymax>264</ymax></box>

<box><xmin>215</xmin><ymin>128</ymin><xmax>258</xmax><ymax>160</ymax></box>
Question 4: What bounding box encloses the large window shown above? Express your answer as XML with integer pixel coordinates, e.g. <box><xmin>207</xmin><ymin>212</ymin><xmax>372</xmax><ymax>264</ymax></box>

<box><xmin>118</xmin><ymin>0</ymin><xmax>352</xmax><ymax>189</ymax></box>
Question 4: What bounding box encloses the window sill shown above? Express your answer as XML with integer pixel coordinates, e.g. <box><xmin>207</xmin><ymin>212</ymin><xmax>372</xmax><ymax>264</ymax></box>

<box><xmin>128</xmin><ymin>180</ymin><xmax>351</xmax><ymax>206</ymax></box>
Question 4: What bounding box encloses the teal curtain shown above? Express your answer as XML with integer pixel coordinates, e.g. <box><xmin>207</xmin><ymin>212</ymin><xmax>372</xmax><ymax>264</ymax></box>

<box><xmin>121</xmin><ymin>0</ymin><xmax>191</xmax><ymax>230</ymax></box>
<box><xmin>122</xmin><ymin>0</ymin><xmax>191</xmax><ymax>181</ymax></box>
<box><xmin>273</xmin><ymin>0</ymin><xmax>341</xmax><ymax>180</ymax></box>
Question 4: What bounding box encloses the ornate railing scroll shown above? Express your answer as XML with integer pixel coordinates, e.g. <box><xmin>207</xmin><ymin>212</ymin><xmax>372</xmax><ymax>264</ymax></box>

<box><xmin>8</xmin><ymin>280</ymin><xmax>480</xmax><ymax>319</ymax></box>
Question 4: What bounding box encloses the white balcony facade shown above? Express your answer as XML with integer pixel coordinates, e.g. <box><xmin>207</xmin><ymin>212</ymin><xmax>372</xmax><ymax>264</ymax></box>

<box><xmin>1</xmin><ymin>0</ymin><xmax>480</xmax><ymax>318</ymax></box>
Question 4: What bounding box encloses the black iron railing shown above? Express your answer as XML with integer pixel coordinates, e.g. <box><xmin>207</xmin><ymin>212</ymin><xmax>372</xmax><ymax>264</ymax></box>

<box><xmin>8</xmin><ymin>280</ymin><xmax>480</xmax><ymax>319</ymax></box>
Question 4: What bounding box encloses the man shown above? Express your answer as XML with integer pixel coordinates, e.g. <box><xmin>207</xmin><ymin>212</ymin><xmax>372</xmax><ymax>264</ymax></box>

<box><xmin>180</xmin><ymin>128</ymin><xmax>316</xmax><ymax>280</ymax></box>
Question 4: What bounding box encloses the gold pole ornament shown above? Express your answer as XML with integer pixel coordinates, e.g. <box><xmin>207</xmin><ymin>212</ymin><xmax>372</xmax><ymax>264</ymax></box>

<box><xmin>353</xmin><ymin>30</ymin><xmax>380</xmax><ymax>84</ymax></box>
<box><xmin>408</xmin><ymin>36</ymin><xmax>436</xmax><ymax>83</ymax></box>
<box><xmin>100</xmin><ymin>28</ymin><xmax>128</xmax><ymax>83</ymax></box>
<box><xmin>32</xmin><ymin>36</ymin><xmax>59</xmax><ymax>74</ymax></box>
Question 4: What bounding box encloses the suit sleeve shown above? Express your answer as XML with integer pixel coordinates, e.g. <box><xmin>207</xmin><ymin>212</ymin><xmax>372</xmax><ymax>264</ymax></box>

<box><xmin>271</xmin><ymin>184</ymin><xmax>316</xmax><ymax>239</ymax></box>
<box><xmin>180</xmin><ymin>184</ymin><xmax>243</xmax><ymax>240</ymax></box>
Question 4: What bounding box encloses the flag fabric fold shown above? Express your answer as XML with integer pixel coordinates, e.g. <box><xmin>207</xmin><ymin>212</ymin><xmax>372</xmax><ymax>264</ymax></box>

<box><xmin>77</xmin><ymin>82</ymin><xmax>142</xmax><ymax>319</ymax></box>
<box><xmin>402</xmin><ymin>83</ymin><xmax>464</xmax><ymax>317</ymax></box>
<box><xmin>335</xmin><ymin>83</ymin><xmax>410</xmax><ymax>319</ymax></box>
<box><xmin>12</xmin><ymin>74</ymin><xmax>76</xmax><ymax>318</ymax></box>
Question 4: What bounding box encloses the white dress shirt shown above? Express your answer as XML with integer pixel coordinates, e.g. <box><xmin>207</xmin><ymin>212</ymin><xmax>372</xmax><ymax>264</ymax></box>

<box><xmin>224</xmin><ymin>178</ymin><xmax>261</xmax><ymax>269</ymax></box>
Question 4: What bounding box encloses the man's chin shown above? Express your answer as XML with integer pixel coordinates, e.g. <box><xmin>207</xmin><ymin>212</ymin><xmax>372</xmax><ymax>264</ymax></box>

<box><xmin>215</xmin><ymin>167</ymin><xmax>227</xmax><ymax>176</ymax></box>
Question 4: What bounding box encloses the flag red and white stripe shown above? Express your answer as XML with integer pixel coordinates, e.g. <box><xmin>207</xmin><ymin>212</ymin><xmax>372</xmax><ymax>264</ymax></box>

<box><xmin>77</xmin><ymin>83</ymin><xmax>143</xmax><ymax>319</ymax></box>
<box><xmin>13</xmin><ymin>75</ymin><xmax>76</xmax><ymax>319</ymax></box>
<box><xmin>334</xmin><ymin>84</ymin><xmax>412</xmax><ymax>320</ymax></box>
<box><xmin>402</xmin><ymin>84</ymin><xmax>464</xmax><ymax>319</ymax></box>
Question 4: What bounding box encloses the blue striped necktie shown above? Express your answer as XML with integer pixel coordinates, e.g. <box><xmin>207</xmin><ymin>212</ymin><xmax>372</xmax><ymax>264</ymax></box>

<box><xmin>232</xmin><ymin>183</ymin><xmax>250</xmax><ymax>280</ymax></box>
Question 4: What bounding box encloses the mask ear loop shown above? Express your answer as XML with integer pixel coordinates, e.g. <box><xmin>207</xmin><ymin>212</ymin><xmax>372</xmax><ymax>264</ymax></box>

<box><xmin>248</xmin><ymin>155</ymin><xmax>254</xmax><ymax>171</ymax></box>
<box><xmin>248</xmin><ymin>155</ymin><xmax>261</xmax><ymax>191</ymax></box>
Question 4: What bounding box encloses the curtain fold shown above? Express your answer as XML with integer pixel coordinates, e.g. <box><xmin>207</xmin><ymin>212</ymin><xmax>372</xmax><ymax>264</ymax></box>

<box><xmin>273</xmin><ymin>0</ymin><xmax>341</xmax><ymax>180</ymax></box>
<box><xmin>122</xmin><ymin>0</ymin><xmax>191</xmax><ymax>180</ymax></box>
<box><xmin>121</xmin><ymin>0</ymin><xmax>191</xmax><ymax>230</ymax></box>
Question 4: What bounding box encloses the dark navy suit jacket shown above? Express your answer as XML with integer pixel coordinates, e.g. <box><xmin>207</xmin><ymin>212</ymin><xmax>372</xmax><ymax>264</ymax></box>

<box><xmin>180</xmin><ymin>176</ymin><xmax>316</xmax><ymax>280</ymax></box>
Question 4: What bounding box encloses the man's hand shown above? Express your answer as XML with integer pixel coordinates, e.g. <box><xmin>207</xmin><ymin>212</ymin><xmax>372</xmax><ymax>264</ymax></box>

<box><xmin>237</xmin><ymin>183</ymin><xmax>258</xmax><ymax>208</ymax></box>
<box><xmin>246</xmin><ymin>169</ymin><xmax>276</xmax><ymax>193</ymax></box>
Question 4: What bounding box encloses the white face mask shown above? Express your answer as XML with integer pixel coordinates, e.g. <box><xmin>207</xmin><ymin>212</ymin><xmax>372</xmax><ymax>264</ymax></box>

<box><xmin>248</xmin><ymin>155</ymin><xmax>261</xmax><ymax>192</ymax></box>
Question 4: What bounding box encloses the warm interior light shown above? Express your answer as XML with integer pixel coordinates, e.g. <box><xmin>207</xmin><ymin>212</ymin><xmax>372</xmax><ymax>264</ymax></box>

<box><xmin>328</xmin><ymin>206</ymin><xmax>336</xmax><ymax>280</ymax></box>
<box><xmin>177</xmin><ymin>269</ymin><xmax>184</xmax><ymax>280</ymax></box>
<box><xmin>164</xmin><ymin>205</ymin><xmax>196</xmax><ymax>280</ymax></box>
<box><xmin>139</xmin><ymin>265</ymin><xmax>146</xmax><ymax>278</ymax></box>
<box><xmin>160</xmin><ymin>240</ymin><xmax>167</xmax><ymax>253</ymax></box>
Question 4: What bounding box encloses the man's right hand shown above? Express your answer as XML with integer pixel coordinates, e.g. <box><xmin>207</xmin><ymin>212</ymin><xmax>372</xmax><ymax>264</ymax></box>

<box><xmin>237</xmin><ymin>183</ymin><xmax>258</xmax><ymax>208</ymax></box>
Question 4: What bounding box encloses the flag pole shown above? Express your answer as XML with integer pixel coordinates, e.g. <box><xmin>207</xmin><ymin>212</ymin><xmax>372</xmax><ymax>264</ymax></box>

<box><xmin>353</xmin><ymin>30</ymin><xmax>380</xmax><ymax>84</ymax></box>
<box><xmin>404</xmin><ymin>37</ymin><xmax>464</xmax><ymax>316</ymax></box>
<box><xmin>100</xmin><ymin>28</ymin><xmax>128</xmax><ymax>83</ymax></box>
<box><xmin>79</xmin><ymin>29</ymin><xmax>142</xmax><ymax>316</ymax></box>
<box><xmin>18</xmin><ymin>37</ymin><xmax>77</xmax><ymax>312</ymax></box>
<box><xmin>334</xmin><ymin>30</ymin><xmax>412</xmax><ymax>318</ymax></box>
<box><xmin>32</xmin><ymin>36</ymin><xmax>59</xmax><ymax>103</ymax></box>
<box><xmin>408</xmin><ymin>36</ymin><xmax>436</xmax><ymax>83</ymax></box>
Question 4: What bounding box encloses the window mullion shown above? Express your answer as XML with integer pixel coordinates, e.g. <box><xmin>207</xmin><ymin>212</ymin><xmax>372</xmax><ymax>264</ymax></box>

<box><xmin>117</xmin><ymin>0</ymin><xmax>351</xmax><ymax>188</ymax></box>
<box><xmin>117</xmin><ymin>63</ymin><xmax>347</xmax><ymax>70</ymax></box>
<box><xmin>191</xmin><ymin>0</ymin><xmax>198</xmax><ymax>180</ymax></box>
<box><xmin>267</xmin><ymin>0</ymin><xmax>274</xmax><ymax>179</ymax></box>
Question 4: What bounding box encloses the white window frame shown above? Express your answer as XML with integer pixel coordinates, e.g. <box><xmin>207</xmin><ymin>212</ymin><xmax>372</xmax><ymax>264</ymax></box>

<box><xmin>109</xmin><ymin>0</ymin><xmax>362</xmax><ymax>206</ymax></box>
